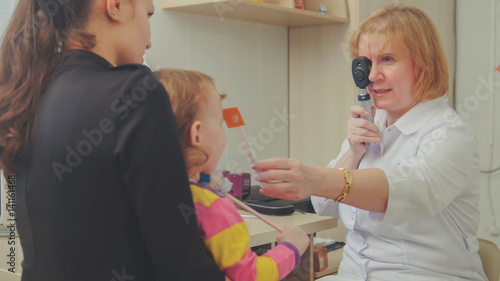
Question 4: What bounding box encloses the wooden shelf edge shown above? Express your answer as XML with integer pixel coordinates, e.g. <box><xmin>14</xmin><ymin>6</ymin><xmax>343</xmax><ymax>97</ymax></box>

<box><xmin>161</xmin><ymin>0</ymin><xmax>349</xmax><ymax>27</ymax></box>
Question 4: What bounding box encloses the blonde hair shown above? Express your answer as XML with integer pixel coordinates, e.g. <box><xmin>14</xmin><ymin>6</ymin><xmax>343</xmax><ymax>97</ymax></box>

<box><xmin>155</xmin><ymin>68</ymin><xmax>225</xmax><ymax>177</ymax></box>
<box><xmin>348</xmin><ymin>5</ymin><xmax>449</xmax><ymax>102</ymax></box>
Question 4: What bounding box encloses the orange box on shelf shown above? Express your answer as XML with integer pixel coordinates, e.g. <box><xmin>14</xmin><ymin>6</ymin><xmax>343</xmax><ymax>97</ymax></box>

<box><xmin>295</xmin><ymin>0</ymin><xmax>304</xmax><ymax>9</ymax></box>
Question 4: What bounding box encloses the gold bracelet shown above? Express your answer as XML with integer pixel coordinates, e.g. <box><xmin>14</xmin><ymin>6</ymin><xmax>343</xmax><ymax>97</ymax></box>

<box><xmin>334</xmin><ymin>168</ymin><xmax>353</xmax><ymax>203</ymax></box>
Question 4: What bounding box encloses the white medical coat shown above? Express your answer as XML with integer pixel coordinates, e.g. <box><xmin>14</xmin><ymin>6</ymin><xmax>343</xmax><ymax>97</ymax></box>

<box><xmin>312</xmin><ymin>97</ymin><xmax>488</xmax><ymax>281</ymax></box>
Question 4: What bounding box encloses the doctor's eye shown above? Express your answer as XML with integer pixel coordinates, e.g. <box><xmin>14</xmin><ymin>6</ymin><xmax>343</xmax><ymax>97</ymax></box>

<box><xmin>382</xmin><ymin>56</ymin><xmax>394</xmax><ymax>63</ymax></box>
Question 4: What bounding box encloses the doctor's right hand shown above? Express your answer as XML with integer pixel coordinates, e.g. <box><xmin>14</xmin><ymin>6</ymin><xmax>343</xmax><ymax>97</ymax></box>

<box><xmin>347</xmin><ymin>105</ymin><xmax>380</xmax><ymax>155</ymax></box>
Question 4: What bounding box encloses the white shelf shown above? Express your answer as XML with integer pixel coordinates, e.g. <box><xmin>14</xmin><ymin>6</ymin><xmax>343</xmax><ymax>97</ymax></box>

<box><xmin>161</xmin><ymin>0</ymin><xmax>349</xmax><ymax>27</ymax></box>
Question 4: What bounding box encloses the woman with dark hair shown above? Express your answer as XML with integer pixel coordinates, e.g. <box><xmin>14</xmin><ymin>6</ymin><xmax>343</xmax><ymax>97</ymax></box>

<box><xmin>0</xmin><ymin>0</ymin><xmax>225</xmax><ymax>280</ymax></box>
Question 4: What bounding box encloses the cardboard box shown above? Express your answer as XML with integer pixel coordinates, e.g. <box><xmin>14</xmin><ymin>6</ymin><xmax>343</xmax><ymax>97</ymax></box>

<box><xmin>313</xmin><ymin>246</ymin><xmax>329</xmax><ymax>272</ymax></box>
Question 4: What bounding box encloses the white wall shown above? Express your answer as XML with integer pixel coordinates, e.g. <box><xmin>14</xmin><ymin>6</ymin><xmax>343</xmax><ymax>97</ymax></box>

<box><xmin>147</xmin><ymin>0</ymin><xmax>290</xmax><ymax>176</ymax></box>
<box><xmin>456</xmin><ymin>0</ymin><xmax>500</xmax><ymax>248</ymax></box>
<box><xmin>0</xmin><ymin>0</ymin><xmax>17</xmax><ymax>39</ymax></box>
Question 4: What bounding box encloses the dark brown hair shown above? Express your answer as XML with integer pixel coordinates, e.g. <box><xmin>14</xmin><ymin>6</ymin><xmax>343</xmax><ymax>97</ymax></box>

<box><xmin>0</xmin><ymin>0</ymin><xmax>96</xmax><ymax>174</ymax></box>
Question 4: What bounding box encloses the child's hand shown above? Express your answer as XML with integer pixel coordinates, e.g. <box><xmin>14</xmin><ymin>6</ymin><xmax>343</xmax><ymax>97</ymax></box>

<box><xmin>276</xmin><ymin>224</ymin><xmax>310</xmax><ymax>255</ymax></box>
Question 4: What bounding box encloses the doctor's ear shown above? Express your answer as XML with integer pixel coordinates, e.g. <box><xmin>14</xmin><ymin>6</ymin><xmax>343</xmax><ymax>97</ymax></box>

<box><xmin>188</xmin><ymin>121</ymin><xmax>202</xmax><ymax>147</ymax></box>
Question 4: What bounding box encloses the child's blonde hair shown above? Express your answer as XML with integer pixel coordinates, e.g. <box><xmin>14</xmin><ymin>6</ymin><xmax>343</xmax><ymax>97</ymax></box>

<box><xmin>348</xmin><ymin>4</ymin><xmax>449</xmax><ymax>102</ymax></box>
<box><xmin>155</xmin><ymin>68</ymin><xmax>225</xmax><ymax>177</ymax></box>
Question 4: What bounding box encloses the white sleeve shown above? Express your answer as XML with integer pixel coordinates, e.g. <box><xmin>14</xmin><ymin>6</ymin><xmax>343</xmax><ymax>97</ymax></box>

<box><xmin>382</xmin><ymin>118</ymin><xmax>480</xmax><ymax>223</ymax></box>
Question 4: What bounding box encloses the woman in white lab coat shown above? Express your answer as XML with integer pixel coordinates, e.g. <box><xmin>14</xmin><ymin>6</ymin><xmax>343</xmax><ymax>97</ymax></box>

<box><xmin>252</xmin><ymin>5</ymin><xmax>488</xmax><ymax>281</ymax></box>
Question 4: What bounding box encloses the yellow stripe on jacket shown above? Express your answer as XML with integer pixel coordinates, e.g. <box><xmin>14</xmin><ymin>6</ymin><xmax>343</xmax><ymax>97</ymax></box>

<box><xmin>190</xmin><ymin>184</ymin><xmax>296</xmax><ymax>281</ymax></box>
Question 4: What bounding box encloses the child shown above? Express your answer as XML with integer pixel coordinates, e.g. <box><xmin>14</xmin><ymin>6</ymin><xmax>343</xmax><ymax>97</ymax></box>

<box><xmin>155</xmin><ymin>68</ymin><xmax>310</xmax><ymax>281</ymax></box>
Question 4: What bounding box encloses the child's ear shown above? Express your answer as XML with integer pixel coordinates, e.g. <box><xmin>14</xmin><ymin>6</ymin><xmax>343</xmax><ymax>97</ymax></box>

<box><xmin>188</xmin><ymin>121</ymin><xmax>202</xmax><ymax>147</ymax></box>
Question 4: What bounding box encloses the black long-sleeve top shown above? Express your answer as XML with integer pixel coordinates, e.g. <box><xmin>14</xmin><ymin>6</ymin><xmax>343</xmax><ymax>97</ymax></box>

<box><xmin>15</xmin><ymin>50</ymin><xmax>224</xmax><ymax>281</ymax></box>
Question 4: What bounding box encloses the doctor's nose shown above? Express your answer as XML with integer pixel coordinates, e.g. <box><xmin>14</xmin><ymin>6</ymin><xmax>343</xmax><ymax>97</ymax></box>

<box><xmin>368</xmin><ymin>63</ymin><xmax>383</xmax><ymax>82</ymax></box>
<box><xmin>146</xmin><ymin>41</ymin><xmax>152</xmax><ymax>50</ymax></box>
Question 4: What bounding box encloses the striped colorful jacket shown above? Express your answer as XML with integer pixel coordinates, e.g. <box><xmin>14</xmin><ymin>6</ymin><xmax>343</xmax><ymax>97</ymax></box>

<box><xmin>190</xmin><ymin>183</ymin><xmax>300</xmax><ymax>281</ymax></box>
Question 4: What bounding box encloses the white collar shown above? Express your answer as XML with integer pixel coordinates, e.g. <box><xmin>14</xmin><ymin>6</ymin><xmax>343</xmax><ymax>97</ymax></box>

<box><xmin>376</xmin><ymin>96</ymin><xmax>448</xmax><ymax>135</ymax></box>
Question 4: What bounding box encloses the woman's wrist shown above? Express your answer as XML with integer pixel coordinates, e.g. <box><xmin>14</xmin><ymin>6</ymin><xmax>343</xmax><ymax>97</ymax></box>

<box><xmin>335</xmin><ymin>149</ymin><xmax>364</xmax><ymax>170</ymax></box>
<box><xmin>314</xmin><ymin>166</ymin><xmax>345</xmax><ymax>200</ymax></box>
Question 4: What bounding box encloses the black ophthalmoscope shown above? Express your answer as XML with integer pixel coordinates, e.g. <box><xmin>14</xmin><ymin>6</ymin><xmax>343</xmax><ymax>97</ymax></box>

<box><xmin>352</xmin><ymin>57</ymin><xmax>374</xmax><ymax>146</ymax></box>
